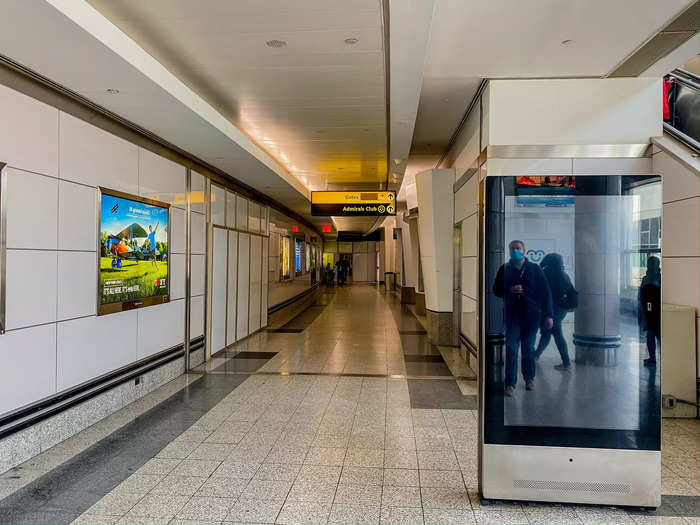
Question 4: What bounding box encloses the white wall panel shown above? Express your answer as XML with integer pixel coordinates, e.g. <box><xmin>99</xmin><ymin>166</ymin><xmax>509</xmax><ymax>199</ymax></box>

<box><xmin>249</xmin><ymin>235</ymin><xmax>262</xmax><ymax>332</ymax></box>
<box><xmin>236</xmin><ymin>195</ymin><xmax>248</xmax><ymax>231</ymax></box>
<box><xmin>59</xmin><ymin>112</ymin><xmax>138</xmax><ymax>193</ymax></box>
<box><xmin>170</xmin><ymin>207</ymin><xmax>186</xmax><ymax>254</ymax></box>
<box><xmin>139</xmin><ymin>149</ymin><xmax>186</xmax><ymax>209</ymax></box>
<box><xmin>0</xmin><ymin>324</ymin><xmax>56</xmax><ymax>414</ymax></box>
<box><xmin>662</xmin><ymin>257</ymin><xmax>700</xmax><ymax>310</ymax></box>
<box><xmin>190</xmin><ymin>294</ymin><xmax>204</xmax><ymax>339</ymax></box>
<box><xmin>454</xmin><ymin>175</ymin><xmax>477</xmax><ymax>223</ymax></box>
<box><xmin>5</xmin><ymin>249</ymin><xmax>57</xmax><ymax>330</ymax></box>
<box><xmin>59</xmin><ymin>180</ymin><xmax>97</xmax><ymax>251</ymax></box>
<box><xmin>211</xmin><ymin>184</ymin><xmax>225</xmax><ymax>226</ymax></box>
<box><xmin>191</xmin><ymin>212</ymin><xmax>206</xmax><ymax>255</ymax></box>
<box><xmin>261</xmin><ymin>239</ymin><xmax>269</xmax><ymax>327</ymax></box>
<box><xmin>191</xmin><ymin>170</ymin><xmax>206</xmax><ymax>214</ymax></box>
<box><xmin>56</xmin><ymin>310</ymin><xmax>137</xmax><ymax>391</ymax></box>
<box><xmin>237</xmin><ymin>233</ymin><xmax>250</xmax><ymax>340</ymax></box>
<box><xmin>226</xmin><ymin>231</ymin><xmax>238</xmax><ymax>346</ymax></box>
<box><xmin>654</xmin><ymin>150</ymin><xmax>700</xmax><ymax>203</ymax></box>
<box><xmin>453</xmin><ymin>107</ymin><xmax>481</xmax><ymax>176</ymax></box>
<box><xmin>211</xmin><ymin>227</ymin><xmax>227</xmax><ymax>354</ymax></box>
<box><xmin>57</xmin><ymin>251</ymin><xmax>97</xmax><ymax>321</ymax></box>
<box><xmin>0</xmin><ymin>83</ymin><xmax>58</xmax><ymax>178</ymax></box>
<box><xmin>136</xmin><ymin>299</ymin><xmax>185</xmax><ymax>359</ymax></box>
<box><xmin>226</xmin><ymin>190</ymin><xmax>237</xmax><ymax>228</ymax></box>
<box><xmin>248</xmin><ymin>202</ymin><xmax>260</xmax><ymax>233</ymax></box>
<box><xmin>6</xmin><ymin>168</ymin><xmax>58</xmax><ymax>250</ymax></box>
<box><xmin>461</xmin><ymin>258</ymin><xmax>478</xmax><ymax>299</ymax></box>
<box><xmin>191</xmin><ymin>254</ymin><xmax>206</xmax><ymax>296</ymax></box>
<box><xmin>170</xmin><ymin>253</ymin><xmax>185</xmax><ymax>300</ymax></box>
<box><xmin>461</xmin><ymin>214</ymin><xmax>478</xmax><ymax>258</ymax></box>
<box><xmin>488</xmin><ymin>78</ymin><xmax>661</xmax><ymax>146</ymax></box>
<box><xmin>663</xmin><ymin>198</ymin><xmax>699</xmax><ymax>258</ymax></box>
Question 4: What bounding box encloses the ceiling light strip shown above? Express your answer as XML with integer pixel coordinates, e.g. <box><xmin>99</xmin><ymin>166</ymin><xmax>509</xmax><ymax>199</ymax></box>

<box><xmin>434</xmin><ymin>78</ymin><xmax>489</xmax><ymax>169</ymax></box>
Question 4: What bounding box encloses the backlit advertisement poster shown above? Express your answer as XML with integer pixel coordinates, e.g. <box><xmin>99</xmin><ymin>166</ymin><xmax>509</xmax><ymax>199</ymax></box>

<box><xmin>280</xmin><ymin>236</ymin><xmax>290</xmax><ymax>279</ymax></box>
<box><xmin>98</xmin><ymin>188</ymin><xmax>170</xmax><ymax>315</ymax></box>
<box><xmin>295</xmin><ymin>239</ymin><xmax>302</xmax><ymax>274</ymax></box>
<box><xmin>305</xmin><ymin>242</ymin><xmax>310</xmax><ymax>272</ymax></box>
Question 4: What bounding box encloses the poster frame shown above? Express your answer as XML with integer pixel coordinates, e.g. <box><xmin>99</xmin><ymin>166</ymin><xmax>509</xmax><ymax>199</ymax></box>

<box><xmin>97</xmin><ymin>187</ymin><xmax>171</xmax><ymax>316</ymax></box>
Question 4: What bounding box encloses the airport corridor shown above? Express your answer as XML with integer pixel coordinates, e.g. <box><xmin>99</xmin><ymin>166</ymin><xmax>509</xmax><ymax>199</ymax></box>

<box><xmin>0</xmin><ymin>286</ymin><xmax>697</xmax><ymax>525</ymax></box>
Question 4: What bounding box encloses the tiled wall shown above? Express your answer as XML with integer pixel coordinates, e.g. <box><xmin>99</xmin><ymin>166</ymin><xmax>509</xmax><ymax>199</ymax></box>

<box><xmin>209</xmin><ymin>183</ymin><xmax>270</xmax><ymax>356</ymax></box>
<box><xmin>0</xmin><ymin>81</ymin><xmax>207</xmax><ymax>465</ymax></box>
<box><xmin>653</xmin><ymin>143</ymin><xmax>700</xmax><ymax>375</ymax></box>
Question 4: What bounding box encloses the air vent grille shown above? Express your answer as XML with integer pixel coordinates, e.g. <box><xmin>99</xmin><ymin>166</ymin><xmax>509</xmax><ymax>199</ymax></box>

<box><xmin>514</xmin><ymin>479</ymin><xmax>631</xmax><ymax>494</ymax></box>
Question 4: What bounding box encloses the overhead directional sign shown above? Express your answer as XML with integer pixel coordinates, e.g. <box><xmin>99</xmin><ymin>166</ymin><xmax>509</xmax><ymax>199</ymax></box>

<box><xmin>311</xmin><ymin>191</ymin><xmax>396</xmax><ymax>216</ymax></box>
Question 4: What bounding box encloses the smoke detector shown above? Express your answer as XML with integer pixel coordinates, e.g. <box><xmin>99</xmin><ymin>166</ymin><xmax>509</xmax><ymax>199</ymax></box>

<box><xmin>344</xmin><ymin>37</ymin><xmax>359</xmax><ymax>45</ymax></box>
<box><xmin>266</xmin><ymin>39</ymin><xmax>287</xmax><ymax>48</ymax></box>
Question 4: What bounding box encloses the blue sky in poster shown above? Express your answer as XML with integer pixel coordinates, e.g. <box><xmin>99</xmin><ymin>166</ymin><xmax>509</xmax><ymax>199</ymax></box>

<box><xmin>101</xmin><ymin>194</ymin><xmax>168</xmax><ymax>242</ymax></box>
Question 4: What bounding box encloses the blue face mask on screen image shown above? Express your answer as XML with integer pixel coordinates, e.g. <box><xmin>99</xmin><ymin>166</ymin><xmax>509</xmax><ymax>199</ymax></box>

<box><xmin>510</xmin><ymin>249</ymin><xmax>523</xmax><ymax>261</ymax></box>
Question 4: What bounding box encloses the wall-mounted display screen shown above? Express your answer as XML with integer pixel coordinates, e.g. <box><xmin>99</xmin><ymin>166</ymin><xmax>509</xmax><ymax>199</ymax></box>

<box><xmin>305</xmin><ymin>243</ymin><xmax>311</xmax><ymax>272</ymax></box>
<box><xmin>280</xmin><ymin>236</ymin><xmax>290</xmax><ymax>279</ymax></box>
<box><xmin>295</xmin><ymin>239</ymin><xmax>302</xmax><ymax>274</ymax></box>
<box><xmin>98</xmin><ymin>188</ymin><xmax>170</xmax><ymax>315</ymax></box>
<box><xmin>483</xmin><ymin>175</ymin><xmax>661</xmax><ymax>450</ymax></box>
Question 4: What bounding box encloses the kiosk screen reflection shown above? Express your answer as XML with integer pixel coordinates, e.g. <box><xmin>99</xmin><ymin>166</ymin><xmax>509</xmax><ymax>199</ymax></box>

<box><xmin>484</xmin><ymin>175</ymin><xmax>661</xmax><ymax>450</ymax></box>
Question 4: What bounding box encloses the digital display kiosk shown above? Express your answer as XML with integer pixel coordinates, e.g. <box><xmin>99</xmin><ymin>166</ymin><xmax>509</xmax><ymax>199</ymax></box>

<box><xmin>480</xmin><ymin>174</ymin><xmax>661</xmax><ymax>507</ymax></box>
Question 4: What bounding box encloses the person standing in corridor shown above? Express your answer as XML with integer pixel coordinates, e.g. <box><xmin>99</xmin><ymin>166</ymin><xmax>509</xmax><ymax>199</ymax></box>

<box><xmin>493</xmin><ymin>240</ymin><xmax>554</xmax><ymax>396</ymax></box>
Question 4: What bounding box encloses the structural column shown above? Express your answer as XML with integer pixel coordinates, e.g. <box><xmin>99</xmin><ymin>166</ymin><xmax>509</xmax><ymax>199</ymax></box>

<box><xmin>573</xmin><ymin>177</ymin><xmax>622</xmax><ymax>366</ymax></box>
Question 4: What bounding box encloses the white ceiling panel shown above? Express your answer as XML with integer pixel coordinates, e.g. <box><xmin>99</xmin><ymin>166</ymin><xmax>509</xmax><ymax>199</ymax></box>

<box><xmin>87</xmin><ymin>0</ymin><xmax>388</xmax><ymax>206</ymax></box>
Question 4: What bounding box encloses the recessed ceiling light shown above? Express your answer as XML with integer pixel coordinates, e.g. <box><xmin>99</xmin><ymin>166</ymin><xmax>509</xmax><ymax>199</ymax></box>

<box><xmin>266</xmin><ymin>39</ymin><xmax>287</xmax><ymax>48</ymax></box>
<box><xmin>338</xmin><ymin>167</ymin><xmax>344</xmax><ymax>170</ymax></box>
<box><xmin>561</xmin><ymin>39</ymin><xmax>574</xmax><ymax>45</ymax></box>
<box><xmin>344</xmin><ymin>37</ymin><xmax>359</xmax><ymax>45</ymax></box>
<box><xmin>105</xmin><ymin>88</ymin><xmax>120</xmax><ymax>94</ymax></box>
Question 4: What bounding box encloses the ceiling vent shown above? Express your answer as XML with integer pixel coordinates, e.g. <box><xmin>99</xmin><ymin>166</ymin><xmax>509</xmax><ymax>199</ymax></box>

<box><xmin>266</xmin><ymin>39</ymin><xmax>287</xmax><ymax>48</ymax></box>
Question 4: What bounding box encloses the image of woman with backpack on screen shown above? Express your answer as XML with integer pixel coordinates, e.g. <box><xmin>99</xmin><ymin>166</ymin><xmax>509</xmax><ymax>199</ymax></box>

<box><xmin>534</xmin><ymin>252</ymin><xmax>578</xmax><ymax>370</ymax></box>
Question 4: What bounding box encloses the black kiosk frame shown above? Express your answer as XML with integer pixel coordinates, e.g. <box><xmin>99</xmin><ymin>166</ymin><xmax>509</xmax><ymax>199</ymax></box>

<box><xmin>479</xmin><ymin>174</ymin><xmax>662</xmax><ymax>508</ymax></box>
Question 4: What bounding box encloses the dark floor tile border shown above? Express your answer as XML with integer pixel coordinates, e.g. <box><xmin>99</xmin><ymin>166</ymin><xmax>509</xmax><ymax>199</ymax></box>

<box><xmin>404</xmin><ymin>354</ymin><xmax>445</xmax><ymax>363</ymax></box>
<box><xmin>266</xmin><ymin>328</ymin><xmax>304</xmax><ymax>333</ymax></box>
<box><xmin>627</xmin><ymin>495</ymin><xmax>700</xmax><ymax>517</ymax></box>
<box><xmin>407</xmin><ymin>379</ymin><xmax>478</xmax><ymax>410</ymax></box>
<box><xmin>0</xmin><ymin>374</ymin><xmax>249</xmax><ymax>525</ymax></box>
<box><xmin>232</xmin><ymin>351</ymin><xmax>279</xmax><ymax>359</ymax></box>
<box><xmin>399</xmin><ymin>330</ymin><xmax>428</xmax><ymax>335</ymax></box>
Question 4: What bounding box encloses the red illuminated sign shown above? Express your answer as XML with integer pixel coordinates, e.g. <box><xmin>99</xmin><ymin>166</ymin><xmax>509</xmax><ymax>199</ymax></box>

<box><xmin>322</xmin><ymin>224</ymin><xmax>331</xmax><ymax>233</ymax></box>
<box><xmin>292</xmin><ymin>224</ymin><xmax>299</xmax><ymax>233</ymax></box>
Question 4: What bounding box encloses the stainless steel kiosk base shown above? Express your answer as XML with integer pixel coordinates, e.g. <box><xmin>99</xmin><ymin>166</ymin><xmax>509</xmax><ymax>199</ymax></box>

<box><xmin>482</xmin><ymin>443</ymin><xmax>661</xmax><ymax>507</ymax></box>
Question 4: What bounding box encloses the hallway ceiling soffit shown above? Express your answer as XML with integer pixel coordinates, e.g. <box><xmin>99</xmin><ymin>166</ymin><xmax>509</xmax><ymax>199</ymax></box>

<box><xmin>85</xmin><ymin>0</ymin><xmax>389</xmax><ymax>204</ymax></box>
<box><xmin>406</xmin><ymin>0</ymin><xmax>697</xmax><ymax>200</ymax></box>
<box><xmin>0</xmin><ymin>0</ymin><xmax>349</xmax><ymax>228</ymax></box>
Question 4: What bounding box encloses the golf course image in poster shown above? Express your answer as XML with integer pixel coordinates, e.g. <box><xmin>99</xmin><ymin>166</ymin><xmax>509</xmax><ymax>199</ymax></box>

<box><xmin>99</xmin><ymin>189</ymin><xmax>170</xmax><ymax>314</ymax></box>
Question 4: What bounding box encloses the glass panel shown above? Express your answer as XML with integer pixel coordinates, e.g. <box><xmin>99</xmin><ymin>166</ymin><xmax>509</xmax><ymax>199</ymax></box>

<box><xmin>484</xmin><ymin>175</ymin><xmax>661</xmax><ymax>450</ymax></box>
<box><xmin>225</xmin><ymin>190</ymin><xmax>236</xmax><ymax>228</ymax></box>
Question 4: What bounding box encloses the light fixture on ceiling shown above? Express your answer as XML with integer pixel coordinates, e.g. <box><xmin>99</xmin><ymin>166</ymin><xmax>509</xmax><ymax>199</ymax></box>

<box><xmin>344</xmin><ymin>37</ymin><xmax>359</xmax><ymax>45</ymax></box>
<box><xmin>561</xmin><ymin>39</ymin><xmax>574</xmax><ymax>46</ymax></box>
<box><xmin>105</xmin><ymin>88</ymin><xmax>120</xmax><ymax>94</ymax></box>
<box><xmin>266</xmin><ymin>39</ymin><xmax>287</xmax><ymax>48</ymax></box>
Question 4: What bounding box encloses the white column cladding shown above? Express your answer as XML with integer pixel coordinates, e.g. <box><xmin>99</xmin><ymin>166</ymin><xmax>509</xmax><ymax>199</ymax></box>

<box><xmin>416</xmin><ymin>168</ymin><xmax>455</xmax><ymax>312</ymax></box>
<box><xmin>416</xmin><ymin>168</ymin><xmax>457</xmax><ymax>345</ymax></box>
<box><xmin>573</xmin><ymin>179</ymin><xmax>622</xmax><ymax>366</ymax></box>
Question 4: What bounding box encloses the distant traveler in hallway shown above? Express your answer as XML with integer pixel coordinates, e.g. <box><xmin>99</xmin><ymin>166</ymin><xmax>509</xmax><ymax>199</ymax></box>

<box><xmin>493</xmin><ymin>240</ymin><xmax>553</xmax><ymax>396</ymax></box>
<box><xmin>534</xmin><ymin>253</ymin><xmax>577</xmax><ymax>370</ymax></box>
<box><xmin>336</xmin><ymin>259</ymin><xmax>345</xmax><ymax>285</ymax></box>
<box><xmin>639</xmin><ymin>255</ymin><xmax>661</xmax><ymax>366</ymax></box>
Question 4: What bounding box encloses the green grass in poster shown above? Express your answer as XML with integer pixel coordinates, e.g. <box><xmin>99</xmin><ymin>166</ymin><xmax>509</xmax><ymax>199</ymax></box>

<box><xmin>99</xmin><ymin>257</ymin><xmax>168</xmax><ymax>304</ymax></box>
